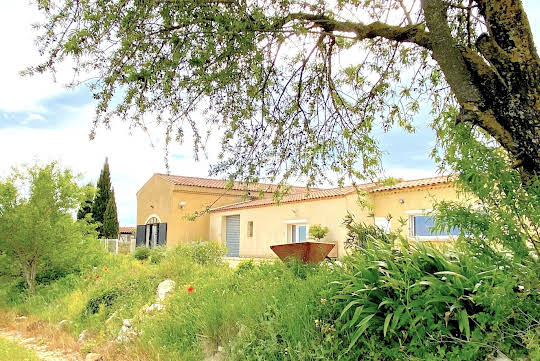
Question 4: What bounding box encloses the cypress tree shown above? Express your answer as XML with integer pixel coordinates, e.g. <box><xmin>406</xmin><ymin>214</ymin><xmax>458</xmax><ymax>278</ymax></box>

<box><xmin>103</xmin><ymin>188</ymin><xmax>119</xmax><ymax>239</ymax></box>
<box><xmin>77</xmin><ymin>183</ymin><xmax>95</xmax><ymax>221</ymax></box>
<box><xmin>92</xmin><ymin>158</ymin><xmax>112</xmax><ymax>237</ymax></box>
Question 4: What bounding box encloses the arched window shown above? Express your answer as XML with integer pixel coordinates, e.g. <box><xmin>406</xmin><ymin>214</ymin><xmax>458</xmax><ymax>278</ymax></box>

<box><xmin>146</xmin><ymin>217</ymin><xmax>159</xmax><ymax>225</ymax></box>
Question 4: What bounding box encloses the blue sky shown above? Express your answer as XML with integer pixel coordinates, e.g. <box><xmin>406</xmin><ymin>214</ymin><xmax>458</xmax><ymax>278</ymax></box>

<box><xmin>1</xmin><ymin>0</ymin><xmax>539</xmax><ymax>226</ymax></box>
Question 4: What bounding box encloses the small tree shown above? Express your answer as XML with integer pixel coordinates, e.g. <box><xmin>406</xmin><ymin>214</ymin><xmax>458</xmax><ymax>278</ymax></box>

<box><xmin>0</xmin><ymin>163</ymin><xmax>92</xmax><ymax>293</ymax></box>
<box><xmin>103</xmin><ymin>188</ymin><xmax>119</xmax><ymax>239</ymax></box>
<box><xmin>308</xmin><ymin>224</ymin><xmax>329</xmax><ymax>241</ymax></box>
<box><xmin>92</xmin><ymin>158</ymin><xmax>112</xmax><ymax>237</ymax></box>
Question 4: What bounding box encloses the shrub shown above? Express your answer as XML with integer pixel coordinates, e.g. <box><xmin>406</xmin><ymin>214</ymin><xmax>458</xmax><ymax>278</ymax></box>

<box><xmin>84</xmin><ymin>287</ymin><xmax>121</xmax><ymax>315</ymax></box>
<box><xmin>343</xmin><ymin>212</ymin><xmax>394</xmax><ymax>249</ymax></box>
<box><xmin>330</xmin><ymin>241</ymin><xmax>540</xmax><ymax>360</ymax></box>
<box><xmin>184</xmin><ymin>240</ymin><xmax>226</xmax><ymax>266</ymax></box>
<box><xmin>309</xmin><ymin>224</ymin><xmax>329</xmax><ymax>241</ymax></box>
<box><xmin>146</xmin><ymin>246</ymin><xmax>167</xmax><ymax>264</ymax></box>
<box><xmin>134</xmin><ymin>247</ymin><xmax>150</xmax><ymax>260</ymax></box>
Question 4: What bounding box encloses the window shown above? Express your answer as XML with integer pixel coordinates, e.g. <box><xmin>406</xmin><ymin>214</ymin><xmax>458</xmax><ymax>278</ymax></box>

<box><xmin>136</xmin><ymin>217</ymin><xmax>167</xmax><ymax>248</ymax></box>
<box><xmin>374</xmin><ymin>217</ymin><xmax>392</xmax><ymax>234</ymax></box>
<box><xmin>409</xmin><ymin>215</ymin><xmax>459</xmax><ymax>239</ymax></box>
<box><xmin>247</xmin><ymin>221</ymin><xmax>254</xmax><ymax>237</ymax></box>
<box><xmin>290</xmin><ymin>224</ymin><xmax>308</xmax><ymax>243</ymax></box>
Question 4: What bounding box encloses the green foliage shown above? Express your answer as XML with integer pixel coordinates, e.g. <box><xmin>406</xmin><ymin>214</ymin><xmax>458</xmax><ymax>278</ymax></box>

<box><xmin>343</xmin><ymin>212</ymin><xmax>396</xmax><ymax>249</ymax></box>
<box><xmin>102</xmin><ymin>188</ymin><xmax>119</xmax><ymax>238</ymax></box>
<box><xmin>176</xmin><ymin>240</ymin><xmax>227</xmax><ymax>266</ymax></box>
<box><xmin>134</xmin><ymin>247</ymin><xmax>150</xmax><ymax>261</ymax></box>
<box><xmin>76</xmin><ymin>183</ymin><xmax>95</xmax><ymax>221</ymax></box>
<box><xmin>330</xmin><ymin>241</ymin><xmax>540</xmax><ymax>360</ymax></box>
<box><xmin>91</xmin><ymin>158</ymin><xmax>112</xmax><ymax>238</ymax></box>
<box><xmin>84</xmin><ymin>287</ymin><xmax>121</xmax><ymax>315</ymax></box>
<box><xmin>308</xmin><ymin>224</ymin><xmax>329</xmax><ymax>241</ymax></box>
<box><xmin>0</xmin><ymin>162</ymin><xmax>103</xmax><ymax>293</ymax></box>
<box><xmin>432</xmin><ymin>108</ymin><xmax>540</xmax><ymax>259</ymax></box>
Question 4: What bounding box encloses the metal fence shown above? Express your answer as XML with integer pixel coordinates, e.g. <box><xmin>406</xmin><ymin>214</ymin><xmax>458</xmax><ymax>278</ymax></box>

<box><xmin>101</xmin><ymin>238</ymin><xmax>136</xmax><ymax>255</ymax></box>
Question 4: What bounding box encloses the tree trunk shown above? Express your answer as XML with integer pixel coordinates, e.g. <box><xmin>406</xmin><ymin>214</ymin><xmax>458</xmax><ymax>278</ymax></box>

<box><xmin>22</xmin><ymin>260</ymin><xmax>37</xmax><ymax>294</ymax></box>
<box><xmin>422</xmin><ymin>0</ymin><xmax>540</xmax><ymax>183</ymax></box>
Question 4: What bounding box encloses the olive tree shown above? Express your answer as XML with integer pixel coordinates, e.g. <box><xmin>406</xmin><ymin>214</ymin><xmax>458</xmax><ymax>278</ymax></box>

<box><xmin>27</xmin><ymin>0</ymin><xmax>539</xmax><ymax>185</ymax></box>
<box><xmin>0</xmin><ymin>163</ymin><xmax>96</xmax><ymax>293</ymax></box>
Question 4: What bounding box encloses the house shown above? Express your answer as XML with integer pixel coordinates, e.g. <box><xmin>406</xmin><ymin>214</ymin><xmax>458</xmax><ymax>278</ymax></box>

<box><xmin>136</xmin><ymin>174</ymin><xmax>462</xmax><ymax>258</ymax></box>
<box><xmin>119</xmin><ymin>227</ymin><xmax>135</xmax><ymax>243</ymax></box>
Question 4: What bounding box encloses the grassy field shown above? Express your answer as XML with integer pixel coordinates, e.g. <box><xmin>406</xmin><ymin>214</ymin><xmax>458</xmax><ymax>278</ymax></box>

<box><xmin>1</xmin><ymin>242</ymin><xmax>538</xmax><ymax>361</ymax></box>
<box><xmin>0</xmin><ymin>337</ymin><xmax>40</xmax><ymax>361</ymax></box>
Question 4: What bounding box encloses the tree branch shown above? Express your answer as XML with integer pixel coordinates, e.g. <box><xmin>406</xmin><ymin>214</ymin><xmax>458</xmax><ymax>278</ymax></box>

<box><xmin>284</xmin><ymin>13</ymin><xmax>433</xmax><ymax>49</ymax></box>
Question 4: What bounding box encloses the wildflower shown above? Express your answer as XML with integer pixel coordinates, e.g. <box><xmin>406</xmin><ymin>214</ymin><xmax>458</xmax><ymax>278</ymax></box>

<box><xmin>320</xmin><ymin>298</ymin><xmax>327</xmax><ymax>304</ymax></box>
<box><xmin>141</xmin><ymin>261</ymin><xmax>144</xmax><ymax>265</ymax></box>
<box><xmin>88</xmin><ymin>276</ymin><xmax>93</xmax><ymax>280</ymax></box>
<box><xmin>96</xmin><ymin>275</ymin><xmax>100</xmax><ymax>279</ymax></box>
<box><xmin>314</xmin><ymin>319</ymin><xmax>320</xmax><ymax>327</ymax></box>
<box><xmin>187</xmin><ymin>286</ymin><xmax>194</xmax><ymax>293</ymax></box>
<box><xmin>104</xmin><ymin>267</ymin><xmax>108</xmax><ymax>271</ymax></box>
<box><xmin>284</xmin><ymin>348</ymin><xmax>289</xmax><ymax>355</ymax></box>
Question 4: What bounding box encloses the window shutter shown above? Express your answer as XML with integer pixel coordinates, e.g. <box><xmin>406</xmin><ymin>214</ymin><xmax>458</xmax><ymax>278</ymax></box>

<box><xmin>136</xmin><ymin>225</ymin><xmax>146</xmax><ymax>247</ymax></box>
<box><xmin>157</xmin><ymin>223</ymin><xmax>167</xmax><ymax>246</ymax></box>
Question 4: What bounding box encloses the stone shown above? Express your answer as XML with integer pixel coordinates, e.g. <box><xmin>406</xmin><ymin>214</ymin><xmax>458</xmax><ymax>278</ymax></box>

<box><xmin>78</xmin><ymin>330</ymin><xmax>90</xmax><ymax>342</ymax></box>
<box><xmin>116</xmin><ymin>319</ymin><xmax>138</xmax><ymax>343</ymax></box>
<box><xmin>85</xmin><ymin>353</ymin><xmax>103</xmax><ymax>361</ymax></box>
<box><xmin>145</xmin><ymin>303</ymin><xmax>164</xmax><ymax>312</ymax></box>
<box><xmin>156</xmin><ymin>279</ymin><xmax>176</xmax><ymax>302</ymax></box>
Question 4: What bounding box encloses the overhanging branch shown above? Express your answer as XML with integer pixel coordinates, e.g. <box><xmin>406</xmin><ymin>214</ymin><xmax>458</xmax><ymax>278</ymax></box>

<box><xmin>285</xmin><ymin>13</ymin><xmax>432</xmax><ymax>50</ymax></box>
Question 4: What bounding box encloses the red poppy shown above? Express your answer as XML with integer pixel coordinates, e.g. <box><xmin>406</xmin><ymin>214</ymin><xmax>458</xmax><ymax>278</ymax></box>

<box><xmin>187</xmin><ymin>286</ymin><xmax>194</xmax><ymax>293</ymax></box>
<box><xmin>88</xmin><ymin>276</ymin><xmax>93</xmax><ymax>280</ymax></box>
<box><xmin>96</xmin><ymin>275</ymin><xmax>100</xmax><ymax>279</ymax></box>
<box><xmin>141</xmin><ymin>261</ymin><xmax>144</xmax><ymax>265</ymax></box>
<box><xmin>104</xmin><ymin>267</ymin><xmax>108</xmax><ymax>271</ymax></box>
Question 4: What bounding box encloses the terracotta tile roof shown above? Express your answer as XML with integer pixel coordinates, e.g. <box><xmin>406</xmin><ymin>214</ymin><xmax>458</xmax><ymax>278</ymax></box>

<box><xmin>370</xmin><ymin>175</ymin><xmax>451</xmax><ymax>192</ymax></box>
<box><xmin>211</xmin><ymin>185</ymin><xmax>372</xmax><ymax>212</ymax></box>
<box><xmin>119</xmin><ymin>227</ymin><xmax>135</xmax><ymax>234</ymax></box>
<box><xmin>156</xmin><ymin>173</ymin><xmax>316</xmax><ymax>194</ymax></box>
<box><xmin>209</xmin><ymin>175</ymin><xmax>453</xmax><ymax>212</ymax></box>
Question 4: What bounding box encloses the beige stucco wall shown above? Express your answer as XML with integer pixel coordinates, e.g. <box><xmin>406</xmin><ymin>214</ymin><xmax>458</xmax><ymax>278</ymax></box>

<box><xmin>371</xmin><ymin>183</ymin><xmax>463</xmax><ymax>247</ymax></box>
<box><xmin>137</xmin><ymin>175</ymin><xmax>273</xmax><ymax>247</ymax></box>
<box><xmin>138</xmin><ymin>175</ymin><xmax>465</xmax><ymax>255</ymax></box>
<box><xmin>209</xmin><ymin>183</ymin><xmax>465</xmax><ymax>258</ymax></box>
<box><xmin>209</xmin><ymin>192</ymin><xmax>373</xmax><ymax>258</ymax></box>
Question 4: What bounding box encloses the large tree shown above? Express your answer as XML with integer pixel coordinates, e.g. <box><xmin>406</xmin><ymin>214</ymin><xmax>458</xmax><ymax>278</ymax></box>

<box><xmin>92</xmin><ymin>158</ymin><xmax>112</xmax><ymax>237</ymax></box>
<box><xmin>28</xmin><ymin>0</ymin><xmax>539</xmax><ymax>185</ymax></box>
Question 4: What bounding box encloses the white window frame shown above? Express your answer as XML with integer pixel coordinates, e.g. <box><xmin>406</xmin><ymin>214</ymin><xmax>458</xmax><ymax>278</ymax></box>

<box><xmin>406</xmin><ymin>209</ymin><xmax>456</xmax><ymax>241</ymax></box>
<box><xmin>284</xmin><ymin>220</ymin><xmax>309</xmax><ymax>243</ymax></box>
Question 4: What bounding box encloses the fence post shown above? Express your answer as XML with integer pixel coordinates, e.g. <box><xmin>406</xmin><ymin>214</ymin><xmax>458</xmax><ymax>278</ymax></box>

<box><xmin>115</xmin><ymin>238</ymin><xmax>119</xmax><ymax>254</ymax></box>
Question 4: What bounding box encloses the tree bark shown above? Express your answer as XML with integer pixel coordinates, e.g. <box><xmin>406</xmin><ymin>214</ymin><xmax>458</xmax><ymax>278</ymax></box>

<box><xmin>422</xmin><ymin>0</ymin><xmax>540</xmax><ymax>182</ymax></box>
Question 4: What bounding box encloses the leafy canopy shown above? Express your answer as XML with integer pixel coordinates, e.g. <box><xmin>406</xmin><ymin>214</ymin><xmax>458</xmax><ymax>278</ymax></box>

<box><xmin>0</xmin><ymin>162</ymin><xmax>98</xmax><ymax>293</ymax></box>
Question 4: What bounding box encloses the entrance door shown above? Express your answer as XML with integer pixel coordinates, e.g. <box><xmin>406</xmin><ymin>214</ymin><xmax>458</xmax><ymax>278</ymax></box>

<box><xmin>225</xmin><ymin>215</ymin><xmax>240</xmax><ymax>257</ymax></box>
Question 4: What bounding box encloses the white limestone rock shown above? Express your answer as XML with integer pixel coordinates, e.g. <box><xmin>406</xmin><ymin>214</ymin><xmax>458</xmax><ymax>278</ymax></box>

<box><xmin>156</xmin><ymin>279</ymin><xmax>176</xmax><ymax>302</ymax></box>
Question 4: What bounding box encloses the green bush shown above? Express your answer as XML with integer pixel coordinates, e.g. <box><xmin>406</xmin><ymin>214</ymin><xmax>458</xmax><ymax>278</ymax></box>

<box><xmin>183</xmin><ymin>240</ymin><xmax>226</xmax><ymax>266</ymax></box>
<box><xmin>84</xmin><ymin>287</ymin><xmax>121</xmax><ymax>315</ymax></box>
<box><xmin>309</xmin><ymin>224</ymin><xmax>329</xmax><ymax>241</ymax></box>
<box><xmin>134</xmin><ymin>247</ymin><xmax>151</xmax><ymax>260</ymax></box>
<box><xmin>329</xmin><ymin>241</ymin><xmax>540</xmax><ymax>360</ymax></box>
